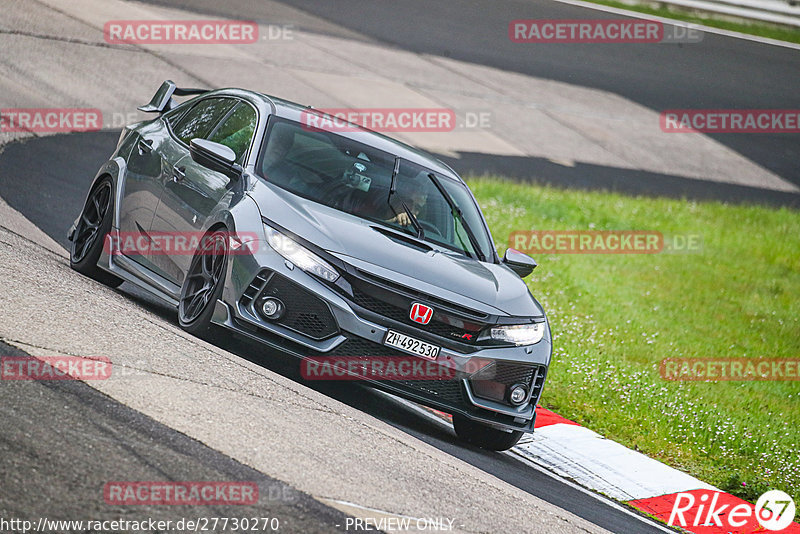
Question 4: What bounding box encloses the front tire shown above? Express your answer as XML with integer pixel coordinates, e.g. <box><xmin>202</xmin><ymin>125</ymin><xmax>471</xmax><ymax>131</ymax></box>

<box><xmin>70</xmin><ymin>178</ymin><xmax>123</xmax><ymax>288</ymax></box>
<box><xmin>453</xmin><ymin>414</ymin><xmax>524</xmax><ymax>451</ymax></box>
<box><xmin>178</xmin><ymin>230</ymin><xmax>228</xmax><ymax>339</ymax></box>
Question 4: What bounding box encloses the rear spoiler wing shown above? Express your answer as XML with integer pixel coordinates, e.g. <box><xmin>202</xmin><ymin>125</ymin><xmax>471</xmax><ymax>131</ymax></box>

<box><xmin>138</xmin><ymin>80</ymin><xmax>208</xmax><ymax>113</ymax></box>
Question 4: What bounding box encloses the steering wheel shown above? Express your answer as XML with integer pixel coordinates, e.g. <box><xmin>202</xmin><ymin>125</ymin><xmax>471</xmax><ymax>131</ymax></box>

<box><xmin>419</xmin><ymin>220</ymin><xmax>444</xmax><ymax>238</ymax></box>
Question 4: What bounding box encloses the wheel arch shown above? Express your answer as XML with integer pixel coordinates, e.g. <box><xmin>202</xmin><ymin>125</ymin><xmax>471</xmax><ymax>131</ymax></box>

<box><xmin>68</xmin><ymin>157</ymin><xmax>128</xmax><ymax>242</ymax></box>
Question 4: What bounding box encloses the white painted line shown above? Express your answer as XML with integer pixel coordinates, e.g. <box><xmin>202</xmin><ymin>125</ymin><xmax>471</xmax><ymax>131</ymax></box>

<box><xmin>550</xmin><ymin>0</ymin><xmax>800</xmax><ymax>50</ymax></box>
<box><xmin>517</xmin><ymin>424</ymin><xmax>719</xmax><ymax>501</ymax></box>
<box><xmin>710</xmin><ymin>0</ymin><xmax>800</xmax><ymax>17</ymax></box>
<box><xmin>647</xmin><ymin>0</ymin><xmax>800</xmax><ymax>26</ymax></box>
<box><xmin>715</xmin><ymin>0</ymin><xmax>800</xmax><ymax>16</ymax></box>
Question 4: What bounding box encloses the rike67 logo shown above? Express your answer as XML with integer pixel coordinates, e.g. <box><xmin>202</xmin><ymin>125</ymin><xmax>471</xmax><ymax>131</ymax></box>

<box><xmin>668</xmin><ymin>490</ymin><xmax>797</xmax><ymax>531</ymax></box>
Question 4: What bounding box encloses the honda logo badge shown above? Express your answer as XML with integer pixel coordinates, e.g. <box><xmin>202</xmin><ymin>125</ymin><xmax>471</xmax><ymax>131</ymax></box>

<box><xmin>409</xmin><ymin>302</ymin><xmax>433</xmax><ymax>325</ymax></box>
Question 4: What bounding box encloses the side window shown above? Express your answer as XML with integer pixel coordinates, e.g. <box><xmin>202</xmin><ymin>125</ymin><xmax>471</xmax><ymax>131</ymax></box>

<box><xmin>164</xmin><ymin>102</ymin><xmax>191</xmax><ymax>130</ymax></box>
<box><xmin>207</xmin><ymin>103</ymin><xmax>258</xmax><ymax>164</ymax></box>
<box><xmin>171</xmin><ymin>98</ymin><xmax>236</xmax><ymax>146</ymax></box>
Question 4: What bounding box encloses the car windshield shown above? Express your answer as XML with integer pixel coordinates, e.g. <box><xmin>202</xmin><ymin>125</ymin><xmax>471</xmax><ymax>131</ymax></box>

<box><xmin>256</xmin><ymin>118</ymin><xmax>493</xmax><ymax>260</ymax></box>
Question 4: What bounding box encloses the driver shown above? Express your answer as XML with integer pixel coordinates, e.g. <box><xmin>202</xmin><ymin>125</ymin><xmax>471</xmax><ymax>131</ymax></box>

<box><xmin>387</xmin><ymin>185</ymin><xmax>427</xmax><ymax>227</ymax></box>
<box><xmin>371</xmin><ymin>171</ymin><xmax>430</xmax><ymax>228</ymax></box>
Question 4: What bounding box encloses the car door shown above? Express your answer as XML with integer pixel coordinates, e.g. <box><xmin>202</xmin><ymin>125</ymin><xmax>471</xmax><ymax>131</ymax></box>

<box><xmin>118</xmin><ymin>116</ymin><xmax>179</xmax><ymax>269</ymax></box>
<box><xmin>149</xmin><ymin>99</ymin><xmax>258</xmax><ymax>285</ymax></box>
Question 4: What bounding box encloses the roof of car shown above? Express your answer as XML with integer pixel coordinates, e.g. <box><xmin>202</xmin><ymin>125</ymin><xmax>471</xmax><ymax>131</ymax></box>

<box><xmin>245</xmin><ymin>91</ymin><xmax>462</xmax><ymax>182</ymax></box>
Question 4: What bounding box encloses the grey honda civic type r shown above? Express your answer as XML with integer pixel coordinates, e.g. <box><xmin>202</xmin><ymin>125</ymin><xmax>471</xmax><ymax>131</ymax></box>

<box><xmin>68</xmin><ymin>81</ymin><xmax>551</xmax><ymax>451</ymax></box>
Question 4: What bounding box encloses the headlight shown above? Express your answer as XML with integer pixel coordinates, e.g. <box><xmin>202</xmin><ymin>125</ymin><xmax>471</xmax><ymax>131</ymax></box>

<box><xmin>490</xmin><ymin>322</ymin><xmax>546</xmax><ymax>345</ymax></box>
<box><xmin>263</xmin><ymin>224</ymin><xmax>339</xmax><ymax>283</ymax></box>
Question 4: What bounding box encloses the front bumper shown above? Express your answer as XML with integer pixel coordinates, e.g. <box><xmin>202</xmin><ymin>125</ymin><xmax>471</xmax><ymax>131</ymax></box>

<box><xmin>213</xmin><ymin>239</ymin><xmax>552</xmax><ymax>433</ymax></box>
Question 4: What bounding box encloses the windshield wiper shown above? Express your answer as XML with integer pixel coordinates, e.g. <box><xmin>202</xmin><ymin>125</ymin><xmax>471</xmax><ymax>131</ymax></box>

<box><xmin>385</xmin><ymin>158</ymin><xmax>423</xmax><ymax>239</ymax></box>
<box><xmin>426</xmin><ymin>173</ymin><xmax>486</xmax><ymax>261</ymax></box>
<box><xmin>387</xmin><ymin>158</ymin><xmax>400</xmax><ymax>202</ymax></box>
<box><xmin>401</xmin><ymin>201</ymin><xmax>424</xmax><ymax>239</ymax></box>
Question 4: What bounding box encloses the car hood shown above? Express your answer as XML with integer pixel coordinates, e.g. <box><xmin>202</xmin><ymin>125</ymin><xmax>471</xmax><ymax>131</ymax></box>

<box><xmin>249</xmin><ymin>182</ymin><xmax>543</xmax><ymax>317</ymax></box>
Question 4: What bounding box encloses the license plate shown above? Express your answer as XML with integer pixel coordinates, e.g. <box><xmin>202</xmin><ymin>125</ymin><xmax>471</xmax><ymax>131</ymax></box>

<box><xmin>384</xmin><ymin>330</ymin><xmax>440</xmax><ymax>360</ymax></box>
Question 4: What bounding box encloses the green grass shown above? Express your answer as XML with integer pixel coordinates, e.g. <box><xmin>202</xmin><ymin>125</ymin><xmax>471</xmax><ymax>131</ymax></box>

<box><xmin>586</xmin><ymin>0</ymin><xmax>800</xmax><ymax>44</ymax></box>
<box><xmin>468</xmin><ymin>178</ymin><xmax>800</xmax><ymax>504</ymax></box>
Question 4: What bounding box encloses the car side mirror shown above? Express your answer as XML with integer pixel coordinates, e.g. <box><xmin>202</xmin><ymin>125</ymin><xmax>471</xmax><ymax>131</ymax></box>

<box><xmin>189</xmin><ymin>139</ymin><xmax>243</xmax><ymax>180</ymax></box>
<box><xmin>503</xmin><ymin>248</ymin><xmax>537</xmax><ymax>278</ymax></box>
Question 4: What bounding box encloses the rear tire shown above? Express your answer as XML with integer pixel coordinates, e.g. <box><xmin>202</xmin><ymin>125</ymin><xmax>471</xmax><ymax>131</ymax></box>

<box><xmin>69</xmin><ymin>178</ymin><xmax>123</xmax><ymax>288</ymax></box>
<box><xmin>453</xmin><ymin>414</ymin><xmax>524</xmax><ymax>451</ymax></box>
<box><xmin>178</xmin><ymin>230</ymin><xmax>228</xmax><ymax>339</ymax></box>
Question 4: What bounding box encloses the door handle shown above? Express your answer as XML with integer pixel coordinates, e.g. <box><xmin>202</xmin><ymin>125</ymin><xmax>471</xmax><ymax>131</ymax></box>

<box><xmin>137</xmin><ymin>138</ymin><xmax>153</xmax><ymax>154</ymax></box>
<box><xmin>173</xmin><ymin>166</ymin><xmax>186</xmax><ymax>182</ymax></box>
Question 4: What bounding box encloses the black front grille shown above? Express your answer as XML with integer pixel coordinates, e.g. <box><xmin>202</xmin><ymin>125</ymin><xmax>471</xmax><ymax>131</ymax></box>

<box><xmin>329</xmin><ymin>336</ymin><xmax>409</xmax><ymax>358</ymax></box>
<box><xmin>355</xmin><ymin>269</ymin><xmax>487</xmax><ymax>318</ymax></box>
<box><xmin>352</xmin><ymin>287</ymin><xmax>466</xmax><ymax>338</ymax></box>
<box><xmin>240</xmin><ymin>271</ymin><xmax>338</xmax><ymax>340</ymax></box>
<box><xmin>344</xmin><ymin>272</ymin><xmax>486</xmax><ymax>343</ymax></box>
<box><xmin>327</xmin><ymin>336</ymin><xmax>467</xmax><ymax>405</ymax></box>
<box><xmin>351</xmin><ymin>289</ymin><xmax>405</xmax><ymax>322</ymax></box>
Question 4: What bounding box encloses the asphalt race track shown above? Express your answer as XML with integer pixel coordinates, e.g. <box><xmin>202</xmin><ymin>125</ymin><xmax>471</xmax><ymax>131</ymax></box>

<box><xmin>0</xmin><ymin>337</ymin><xmax>349</xmax><ymax>533</ymax></box>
